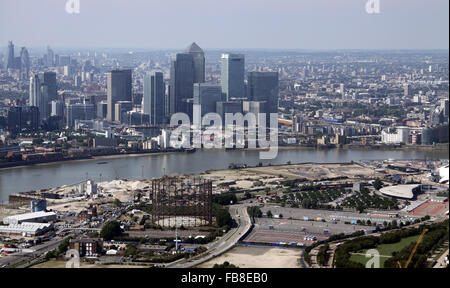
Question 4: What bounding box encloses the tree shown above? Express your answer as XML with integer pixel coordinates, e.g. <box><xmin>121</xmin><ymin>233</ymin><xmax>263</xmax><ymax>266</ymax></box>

<box><xmin>244</xmin><ymin>191</ymin><xmax>253</xmax><ymax>199</ymax></box>
<box><xmin>124</xmin><ymin>244</ymin><xmax>138</xmax><ymax>258</ymax></box>
<box><xmin>57</xmin><ymin>237</ymin><xmax>71</xmax><ymax>255</ymax></box>
<box><xmin>373</xmin><ymin>179</ymin><xmax>383</xmax><ymax>190</ymax></box>
<box><xmin>45</xmin><ymin>250</ymin><xmax>57</xmax><ymax>261</ymax></box>
<box><xmin>279</xmin><ymin>214</ymin><xmax>283</xmax><ymax>219</ymax></box>
<box><xmin>213</xmin><ymin>194</ymin><xmax>238</xmax><ymax>205</ymax></box>
<box><xmin>267</xmin><ymin>210</ymin><xmax>273</xmax><ymax>218</ymax></box>
<box><xmin>214</xmin><ymin>205</ymin><xmax>232</xmax><ymax>228</ymax></box>
<box><xmin>100</xmin><ymin>221</ymin><xmax>121</xmax><ymax>240</ymax></box>
<box><xmin>113</xmin><ymin>198</ymin><xmax>122</xmax><ymax>207</ymax></box>
<box><xmin>247</xmin><ymin>206</ymin><xmax>263</xmax><ymax>218</ymax></box>
<box><xmin>213</xmin><ymin>261</ymin><xmax>239</xmax><ymax>268</ymax></box>
<box><xmin>391</xmin><ymin>220</ymin><xmax>398</xmax><ymax>229</ymax></box>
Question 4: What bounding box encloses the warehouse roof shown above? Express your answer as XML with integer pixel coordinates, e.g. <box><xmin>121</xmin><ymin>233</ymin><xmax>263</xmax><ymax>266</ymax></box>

<box><xmin>0</xmin><ymin>223</ymin><xmax>52</xmax><ymax>234</ymax></box>
<box><xmin>379</xmin><ymin>184</ymin><xmax>420</xmax><ymax>199</ymax></box>
<box><xmin>3</xmin><ymin>211</ymin><xmax>57</xmax><ymax>223</ymax></box>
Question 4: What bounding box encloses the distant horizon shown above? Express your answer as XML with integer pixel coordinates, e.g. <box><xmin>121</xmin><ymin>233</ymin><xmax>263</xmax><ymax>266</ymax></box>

<box><xmin>1</xmin><ymin>45</ymin><xmax>449</xmax><ymax>54</ymax></box>
<box><xmin>1</xmin><ymin>0</ymin><xmax>448</xmax><ymax>51</ymax></box>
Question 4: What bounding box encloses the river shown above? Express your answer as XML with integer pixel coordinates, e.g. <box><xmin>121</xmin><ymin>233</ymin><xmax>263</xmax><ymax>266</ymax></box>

<box><xmin>0</xmin><ymin>148</ymin><xmax>448</xmax><ymax>202</ymax></box>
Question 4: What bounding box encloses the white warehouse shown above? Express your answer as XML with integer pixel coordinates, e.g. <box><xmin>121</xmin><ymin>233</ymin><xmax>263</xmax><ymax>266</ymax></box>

<box><xmin>3</xmin><ymin>211</ymin><xmax>57</xmax><ymax>225</ymax></box>
<box><xmin>0</xmin><ymin>223</ymin><xmax>54</xmax><ymax>237</ymax></box>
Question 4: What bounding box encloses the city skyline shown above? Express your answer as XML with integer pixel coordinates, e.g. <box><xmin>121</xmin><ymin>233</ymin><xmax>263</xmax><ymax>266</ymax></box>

<box><xmin>0</xmin><ymin>0</ymin><xmax>448</xmax><ymax>272</ymax></box>
<box><xmin>0</xmin><ymin>0</ymin><xmax>448</xmax><ymax>50</ymax></box>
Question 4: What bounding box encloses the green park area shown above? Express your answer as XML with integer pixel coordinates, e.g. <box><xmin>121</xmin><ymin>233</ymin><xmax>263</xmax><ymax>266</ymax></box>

<box><xmin>349</xmin><ymin>235</ymin><xmax>420</xmax><ymax>268</ymax></box>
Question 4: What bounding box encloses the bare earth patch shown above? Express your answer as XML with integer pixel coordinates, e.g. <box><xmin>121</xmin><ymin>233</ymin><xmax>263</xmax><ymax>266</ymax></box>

<box><xmin>197</xmin><ymin>246</ymin><xmax>302</xmax><ymax>268</ymax></box>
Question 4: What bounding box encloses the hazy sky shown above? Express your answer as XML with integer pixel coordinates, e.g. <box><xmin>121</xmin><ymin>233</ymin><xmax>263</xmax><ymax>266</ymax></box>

<box><xmin>0</xmin><ymin>0</ymin><xmax>448</xmax><ymax>50</ymax></box>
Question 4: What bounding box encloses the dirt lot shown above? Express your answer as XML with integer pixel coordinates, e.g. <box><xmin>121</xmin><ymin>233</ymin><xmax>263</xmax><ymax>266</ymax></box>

<box><xmin>0</xmin><ymin>206</ymin><xmax>28</xmax><ymax>221</ymax></box>
<box><xmin>203</xmin><ymin>163</ymin><xmax>384</xmax><ymax>189</ymax></box>
<box><xmin>197</xmin><ymin>246</ymin><xmax>303</xmax><ymax>268</ymax></box>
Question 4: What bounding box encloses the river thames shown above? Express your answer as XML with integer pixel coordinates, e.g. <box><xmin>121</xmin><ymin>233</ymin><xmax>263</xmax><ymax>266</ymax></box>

<box><xmin>0</xmin><ymin>148</ymin><xmax>448</xmax><ymax>202</ymax></box>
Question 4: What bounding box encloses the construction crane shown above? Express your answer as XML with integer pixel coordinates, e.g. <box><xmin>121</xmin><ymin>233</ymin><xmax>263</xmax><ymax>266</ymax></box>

<box><xmin>398</xmin><ymin>228</ymin><xmax>428</xmax><ymax>268</ymax></box>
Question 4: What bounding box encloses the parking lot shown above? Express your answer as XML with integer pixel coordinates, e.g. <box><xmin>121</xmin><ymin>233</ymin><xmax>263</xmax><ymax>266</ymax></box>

<box><xmin>260</xmin><ymin>205</ymin><xmax>416</xmax><ymax>224</ymax></box>
<box><xmin>244</xmin><ymin>217</ymin><xmax>372</xmax><ymax>246</ymax></box>
<box><xmin>241</xmin><ymin>204</ymin><xmax>422</xmax><ymax>246</ymax></box>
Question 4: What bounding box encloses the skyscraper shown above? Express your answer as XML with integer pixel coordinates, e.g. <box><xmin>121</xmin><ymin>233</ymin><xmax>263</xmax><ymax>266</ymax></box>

<box><xmin>169</xmin><ymin>53</ymin><xmax>194</xmax><ymax>115</ymax></box>
<box><xmin>404</xmin><ymin>84</ymin><xmax>410</xmax><ymax>97</ymax></box>
<box><xmin>46</xmin><ymin>46</ymin><xmax>55</xmax><ymax>67</ymax></box>
<box><xmin>247</xmin><ymin>72</ymin><xmax>279</xmax><ymax>116</ymax></box>
<box><xmin>29</xmin><ymin>74</ymin><xmax>49</xmax><ymax>122</ymax></box>
<box><xmin>39</xmin><ymin>84</ymin><xmax>50</xmax><ymax>120</ymax></box>
<box><xmin>41</xmin><ymin>72</ymin><xmax>57</xmax><ymax>101</ymax></box>
<box><xmin>193</xmin><ymin>83</ymin><xmax>222</xmax><ymax>125</ymax></box>
<box><xmin>441</xmin><ymin>99</ymin><xmax>449</xmax><ymax>118</ymax></box>
<box><xmin>340</xmin><ymin>83</ymin><xmax>345</xmax><ymax>98</ymax></box>
<box><xmin>143</xmin><ymin>72</ymin><xmax>165</xmax><ymax>125</ymax></box>
<box><xmin>7</xmin><ymin>106</ymin><xmax>40</xmax><ymax>134</ymax></box>
<box><xmin>114</xmin><ymin>101</ymin><xmax>133</xmax><ymax>123</ymax></box>
<box><xmin>20</xmin><ymin>47</ymin><xmax>30</xmax><ymax>80</ymax></box>
<box><xmin>221</xmin><ymin>53</ymin><xmax>245</xmax><ymax>101</ymax></box>
<box><xmin>29</xmin><ymin>74</ymin><xmax>41</xmax><ymax>107</ymax></box>
<box><xmin>107</xmin><ymin>69</ymin><xmax>132</xmax><ymax>122</ymax></box>
<box><xmin>186</xmin><ymin>42</ymin><xmax>205</xmax><ymax>84</ymax></box>
<box><xmin>67</xmin><ymin>103</ymin><xmax>95</xmax><ymax>128</ymax></box>
<box><xmin>7</xmin><ymin>41</ymin><xmax>15</xmax><ymax>70</ymax></box>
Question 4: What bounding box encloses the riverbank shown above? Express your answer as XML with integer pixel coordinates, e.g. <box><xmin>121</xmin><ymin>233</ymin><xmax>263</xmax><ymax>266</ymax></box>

<box><xmin>1</xmin><ymin>147</ymin><xmax>448</xmax><ymax>202</ymax></box>
<box><xmin>1</xmin><ymin>144</ymin><xmax>447</xmax><ymax>172</ymax></box>
<box><xmin>0</xmin><ymin>149</ymin><xmax>185</xmax><ymax>171</ymax></box>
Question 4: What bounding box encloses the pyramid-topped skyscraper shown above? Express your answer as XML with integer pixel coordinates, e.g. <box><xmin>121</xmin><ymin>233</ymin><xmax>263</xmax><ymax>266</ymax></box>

<box><xmin>186</xmin><ymin>42</ymin><xmax>205</xmax><ymax>84</ymax></box>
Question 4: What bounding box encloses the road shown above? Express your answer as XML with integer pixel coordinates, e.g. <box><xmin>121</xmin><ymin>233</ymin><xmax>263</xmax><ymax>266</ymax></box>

<box><xmin>166</xmin><ymin>204</ymin><xmax>252</xmax><ymax>268</ymax></box>
<box><xmin>0</xmin><ymin>236</ymin><xmax>67</xmax><ymax>268</ymax></box>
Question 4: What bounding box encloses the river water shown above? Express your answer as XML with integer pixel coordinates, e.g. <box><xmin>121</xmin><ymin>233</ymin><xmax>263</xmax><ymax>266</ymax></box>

<box><xmin>0</xmin><ymin>148</ymin><xmax>448</xmax><ymax>202</ymax></box>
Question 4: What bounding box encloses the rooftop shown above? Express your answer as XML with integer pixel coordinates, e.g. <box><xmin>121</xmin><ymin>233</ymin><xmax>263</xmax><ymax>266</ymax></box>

<box><xmin>3</xmin><ymin>211</ymin><xmax>57</xmax><ymax>222</ymax></box>
<box><xmin>0</xmin><ymin>223</ymin><xmax>52</xmax><ymax>234</ymax></box>
<box><xmin>185</xmin><ymin>42</ymin><xmax>204</xmax><ymax>54</ymax></box>
<box><xmin>379</xmin><ymin>184</ymin><xmax>420</xmax><ymax>199</ymax></box>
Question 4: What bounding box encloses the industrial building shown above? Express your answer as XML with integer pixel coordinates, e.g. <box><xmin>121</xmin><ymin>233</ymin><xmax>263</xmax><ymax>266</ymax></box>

<box><xmin>151</xmin><ymin>176</ymin><xmax>213</xmax><ymax>227</ymax></box>
<box><xmin>2</xmin><ymin>211</ymin><xmax>57</xmax><ymax>225</ymax></box>
<box><xmin>0</xmin><ymin>223</ymin><xmax>53</xmax><ymax>237</ymax></box>
<box><xmin>30</xmin><ymin>199</ymin><xmax>47</xmax><ymax>213</ymax></box>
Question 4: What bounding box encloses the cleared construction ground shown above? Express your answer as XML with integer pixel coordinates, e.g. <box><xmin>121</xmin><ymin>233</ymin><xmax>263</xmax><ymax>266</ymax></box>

<box><xmin>197</xmin><ymin>246</ymin><xmax>303</xmax><ymax>268</ymax></box>
<box><xmin>205</xmin><ymin>163</ymin><xmax>385</xmax><ymax>181</ymax></box>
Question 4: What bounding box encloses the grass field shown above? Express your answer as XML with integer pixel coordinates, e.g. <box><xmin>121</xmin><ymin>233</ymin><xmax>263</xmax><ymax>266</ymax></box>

<box><xmin>350</xmin><ymin>235</ymin><xmax>420</xmax><ymax>268</ymax></box>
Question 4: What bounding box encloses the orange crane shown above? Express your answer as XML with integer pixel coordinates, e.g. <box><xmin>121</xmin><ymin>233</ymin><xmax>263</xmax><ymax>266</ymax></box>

<box><xmin>398</xmin><ymin>228</ymin><xmax>428</xmax><ymax>268</ymax></box>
